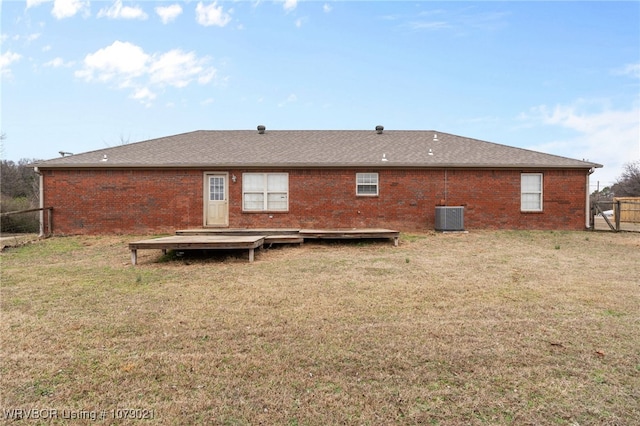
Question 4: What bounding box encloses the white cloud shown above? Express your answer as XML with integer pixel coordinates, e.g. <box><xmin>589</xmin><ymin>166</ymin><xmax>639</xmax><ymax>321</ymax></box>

<box><xmin>26</xmin><ymin>0</ymin><xmax>51</xmax><ymax>9</ymax></box>
<box><xmin>155</xmin><ymin>4</ymin><xmax>183</xmax><ymax>24</ymax></box>
<box><xmin>521</xmin><ymin>99</ymin><xmax>640</xmax><ymax>185</ymax></box>
<box><xmin>323</xmin><ymin>3</ymin><xmax>332</xmax><ymax>13</ymax></box>
<box><xmin>26</xmin><ymin>0</ymin><xmax>89</xmax><ymax>19</ymax></box>
<box><xmin>131</xmin><ymin>87</ymin><xmax>156</xmax><ymax>104</ymax></box>
<box><xmin>283</xmin><ymin>0</ymin><xmax>297</xmax><ymax>12</ymax></box>
<box><xmin>45</xmin><ymin>58</ymin><xmax>64</xmax><ymax>68</ymax></box>
<box><xmin>408</xmin><ymin>21</ymin><xmax>451</xmax><ymax>31</ymax></box>
<box><xmin>52</xmin><ymin>0</ymin><xmax>89</xmax><ymax>19</ymax></box>
<box><xmin>75</xmin><ymin>41</ymin><xmax>218</xmax><ymax>106</ymax></box>
<box><xmin>195</xmin><ymin>2</ymin><xmax>231</xmax><ymax>27</ymax></box>
<box><xmin>26</xmin><ymin>33</ymin><xmax>42</xmax><ymax>42</ymax></box>
<box><xmin>98</xmin><ymin>0</ymin><xmax>148</xmax><ymax>20</ymax></box>
<box><xmin>614</xmin><ymin>63</ymin><xmax>640</xmax><ymax>79</ymax></box>
<box><xmin>4</xmin><ymin>33</ymin><xmax>41</xmax><ymax>44</ymax></box>
<box><xmin>44</xmin><ymin>57</ymin><xmax>73</xmax><ymax>68</ymax></box>
<box><xmin>76</xmin><ymin>41</ymin><xmax>149</xmax><ymax>85</ymax></box>
<box><xmin>1</xmin><ymin>51</ymin><xmax>22</xmax><ymax>77</ymax></box>
<box><xmin>406</xmin><ymin>9</ymin><xmax>509</xmax><ymax>33</ymax></box>
<box><xmin>149</xmin><ymin>49</ymin><xmax>210</xmax><ymax>88</ymax></box>
<box><xmin>278</xmin><ymin>93</ymin><xmax>298</xmax><ymax>107</ymax></box>
<box><xmin>198</xmin><ymin>68</ymin><xmax>216</xmax><ymax>85</ymax></box>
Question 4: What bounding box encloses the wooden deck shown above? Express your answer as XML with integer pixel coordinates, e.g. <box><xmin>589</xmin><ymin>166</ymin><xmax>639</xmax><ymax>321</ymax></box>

<box><xmin>129</xmin><ymin>228</ymin><xmax>400</xmax><ymax>265</ymax></box>
<box><xmin>176</xmin><ymin>228</ymin><xmax>399</xmax><ymax>244</ymax></box>
<box><xmin>129</xmin><ymin>235</ymin><xmax>265</xmax><ymax>265</ymax></box>
<box><xmin>175</xmin><ymin>228</ymin><xmax>306</xmax><ymax>245</ymax></box>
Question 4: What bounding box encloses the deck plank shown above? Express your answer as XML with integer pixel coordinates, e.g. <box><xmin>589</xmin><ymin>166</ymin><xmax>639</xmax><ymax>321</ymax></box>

<box><xmin>176</xmin><ymin>229</ymin><xmax>300</xmax><ymax>236</ymax></box>
<box><xmin>130</xmin><ymin>235</ymin><xmax>265</xmax><ymax>249</ymax></box>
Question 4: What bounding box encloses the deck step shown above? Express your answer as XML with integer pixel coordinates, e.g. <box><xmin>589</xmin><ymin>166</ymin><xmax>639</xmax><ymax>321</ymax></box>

<box><xmin>264</xmin><ymin>235</ymin><xmax>304</xmax><ymax>244</ymax></box>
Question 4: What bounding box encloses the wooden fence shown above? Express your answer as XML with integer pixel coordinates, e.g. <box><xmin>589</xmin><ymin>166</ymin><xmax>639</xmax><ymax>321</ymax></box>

<box><xmin>592</xmin><ymin>199</ymin><xmax>640</xmax><ymax>232</ymax></box>
<box><xmin>613</xmin><ymin>197</ymin><xmax>640</xmax><ymax>223</ymax></box>
<box><xmin>0</xmin><ymin>207</ymin><xmax>53</xmax><ymax>237</ymax></box>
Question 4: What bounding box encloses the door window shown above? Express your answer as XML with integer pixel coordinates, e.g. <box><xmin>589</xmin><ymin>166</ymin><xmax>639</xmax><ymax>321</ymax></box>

<box><xmin>210</xmin><ymin>176</ymin><xmax>225</xmax><ymax>201</ymax></box>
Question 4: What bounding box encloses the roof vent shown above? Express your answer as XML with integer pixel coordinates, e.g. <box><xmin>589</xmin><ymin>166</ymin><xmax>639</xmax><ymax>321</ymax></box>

<box><xmin>257</xmin><ymin>125</ymin><xmax>266</xmax><ymax>134</ymax></box>
<box><xmin>375</xmin><ymin>125</ymin><xmax>384</xmax><ymax>134</ymax></box>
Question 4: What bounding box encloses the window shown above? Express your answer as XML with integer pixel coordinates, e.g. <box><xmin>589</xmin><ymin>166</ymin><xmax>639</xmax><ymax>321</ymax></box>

<box><xmin>521</xmin><ymin>173</ymin><xmax>543</xmax><ymax>211</ymax></box>
<box><xmin>356</xmin><ymin>173</ymin><xmax>379</xmax><ymax>196</ymax></box>
<box><xmin>243</xmin><ymin>173</ymin><xmax>288</xmax><ymax>211</ymax></box>
<box><xmin>209</xmin><ymin>176</ymin><xmax>225</xmax><ymax>201</ymax></box>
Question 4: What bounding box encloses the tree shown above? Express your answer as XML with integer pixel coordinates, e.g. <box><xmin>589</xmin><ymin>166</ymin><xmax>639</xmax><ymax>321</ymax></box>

<box><xmin>1</xmin><ymin>159</ymin><xmax>40</xmax><ymax>202</ymax></box>
<box><xmin>612</xmin><ymin>160</ymin><xmax>640</xmax><ymax>197</ymax></box>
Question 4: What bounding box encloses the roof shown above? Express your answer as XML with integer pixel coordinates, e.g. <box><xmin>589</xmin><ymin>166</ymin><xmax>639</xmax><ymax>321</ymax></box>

<box><xmin>33</xmin><ymin>129</ymin><xmax>602</xmax><ymax>170</ymax></box>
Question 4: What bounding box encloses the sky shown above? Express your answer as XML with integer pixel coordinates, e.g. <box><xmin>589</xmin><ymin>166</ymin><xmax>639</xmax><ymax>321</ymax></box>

<box><xmin>1</xmin><ymin>0</ymin><xmax>639</xmax><ymax>191</ymax></box>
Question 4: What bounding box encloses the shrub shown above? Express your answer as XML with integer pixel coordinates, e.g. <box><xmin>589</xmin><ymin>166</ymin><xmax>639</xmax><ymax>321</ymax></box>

<box><xmin>0</xmin><ymin>196</ymin><xmax>39</xmax><ymax>234</ymax></box>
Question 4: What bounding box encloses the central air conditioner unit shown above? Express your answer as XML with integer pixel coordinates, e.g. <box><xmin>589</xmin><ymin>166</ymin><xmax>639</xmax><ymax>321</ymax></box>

<box><xmin>435</xmin><ymin>206</ymin><xmax>464</xmax><ymax>231</ymax></box>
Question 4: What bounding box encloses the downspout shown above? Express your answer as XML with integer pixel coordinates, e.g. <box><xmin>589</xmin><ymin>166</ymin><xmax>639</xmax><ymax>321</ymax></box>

<box><xmin>586</xmin><ymin>168</ymin><xmax>594</xmax><ymax>229</ymax></box>
<box><xmin>443</xmin><ymin>169</ymin><xmax>448</xmax><ymax>205</ymax></box>
<box><xmin>34</xmin><ymin>167</ymin><xmax>44</xmax><ymax>237</ymax></box>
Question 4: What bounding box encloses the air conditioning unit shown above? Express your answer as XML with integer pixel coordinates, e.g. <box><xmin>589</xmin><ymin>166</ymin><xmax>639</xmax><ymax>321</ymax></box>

<box><xmin>435</xmin><ymin>206</ymin><xmax>464</xmax><ymax>231</ymax></box>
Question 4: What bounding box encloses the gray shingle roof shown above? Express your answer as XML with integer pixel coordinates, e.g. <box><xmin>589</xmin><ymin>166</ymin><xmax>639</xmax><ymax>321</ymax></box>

<box><xmin>33</xmin><ymin>129</ymin><xmax>602</xmax><ymax>170</ymax></box>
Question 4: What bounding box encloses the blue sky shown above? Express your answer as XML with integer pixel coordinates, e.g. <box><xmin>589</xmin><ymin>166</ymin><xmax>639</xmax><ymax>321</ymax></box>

<box><xmin>1</xmin><ymin>1</ymin><xmax>639</xmax><ymax>189</ymax></box>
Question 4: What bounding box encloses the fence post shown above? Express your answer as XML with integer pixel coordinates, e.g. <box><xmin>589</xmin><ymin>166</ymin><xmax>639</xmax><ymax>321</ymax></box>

<box><xmin>39</xmin><ymin>208</ymin><xmax>44</xmax><ymax>237</ymax></box>
<box><xmin>615</xmin><ymin>200</ymin><xmax>621</xmax><ymax>231</ymax></box>
<box><xmin>47</xmin><ymin>207</ymin><xmax>53</xmax><ymax>236</ymax></box>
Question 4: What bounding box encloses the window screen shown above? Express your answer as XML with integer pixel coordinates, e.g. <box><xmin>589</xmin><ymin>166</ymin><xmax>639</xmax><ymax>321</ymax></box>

<box><xmin>356</xmin><ymin>173</ymin><xmax>379</xmax><ymax>196</ymax></box>
<box><xmin>243</xmin><ymin>173</ymin><xmax>288</xmax><ymax>211</ymax></box>
<box><xmin>521</xmin><ymin>173</ymin><xmax>543</xmax><ymax>211</ymax></box>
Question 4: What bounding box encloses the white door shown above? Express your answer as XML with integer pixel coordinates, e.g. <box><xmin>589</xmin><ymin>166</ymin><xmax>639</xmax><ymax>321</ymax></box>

<box><xmin>205</xmin><ymin>173</ymin><xmax>228</xmax><ymax>226</ymax></box>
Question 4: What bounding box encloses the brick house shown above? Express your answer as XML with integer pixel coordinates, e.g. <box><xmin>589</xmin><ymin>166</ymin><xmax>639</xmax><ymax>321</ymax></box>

<box><xmin>32</xmin><ymin>127</ymin><xmax>602</xmax><ymax>235</ymax></box>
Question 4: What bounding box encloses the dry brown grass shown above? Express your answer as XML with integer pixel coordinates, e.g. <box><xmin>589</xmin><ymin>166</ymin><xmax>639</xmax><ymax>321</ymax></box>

<box><xmin>1</xmin><ymin>230</ymin><xmax>639</xmax><ymax>425</ymax></box>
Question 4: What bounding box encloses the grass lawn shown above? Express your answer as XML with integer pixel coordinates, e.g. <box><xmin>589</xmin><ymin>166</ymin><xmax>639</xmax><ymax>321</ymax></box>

<box><xmin>1</xmin><ymin>230</ymin><xmax>639</xmax><ymax>425</ymax></box>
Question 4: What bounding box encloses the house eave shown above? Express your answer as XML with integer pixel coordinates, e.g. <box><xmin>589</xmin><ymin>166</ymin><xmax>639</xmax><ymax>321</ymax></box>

<box><xmin>32</xmin><ymin>162</ymin><xmax>603</xmax><ymax>170</ymax></box>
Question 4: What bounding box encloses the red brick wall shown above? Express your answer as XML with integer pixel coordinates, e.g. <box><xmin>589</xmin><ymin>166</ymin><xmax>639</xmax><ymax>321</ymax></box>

<box><xmin>42</xmin><ymin>169</ymin><xmax>204</xmax><ymax>235</ymax></box>
<box><xmin>42</xmin><ymin>168</ymin><xmax>589</xmax><ymax>235</ymax></box>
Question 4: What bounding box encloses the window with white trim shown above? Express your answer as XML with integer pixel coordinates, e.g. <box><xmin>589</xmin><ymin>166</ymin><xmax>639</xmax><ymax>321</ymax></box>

<box><xmin>521</xmin><ymin>173</ymin><xmax>543</xmax><ymax>211</ymax></box>
<box><xmin>243</xmin><ymin>173</ymin><xmax>288</xmax><ymax>211</ymax></box>
<box><xmin>356</xmin><ymin>173</ymin><xmax>379</xmax><ymax>196</ymax></box>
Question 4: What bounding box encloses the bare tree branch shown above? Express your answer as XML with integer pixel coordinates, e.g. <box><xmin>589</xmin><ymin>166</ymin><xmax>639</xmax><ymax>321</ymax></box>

<box><xmin>612</xmin><ymin>161</ymin><xmax>640</xmax><ymax>197</ymax></box>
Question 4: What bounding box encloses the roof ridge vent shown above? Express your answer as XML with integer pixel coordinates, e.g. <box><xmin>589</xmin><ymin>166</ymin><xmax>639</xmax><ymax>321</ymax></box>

<box><xmin>257</xmin><ymin>125</ymin><xmax>266</xmax><ymax>134</ymax></box>
<box><xmin>375</xmin><ymin>125</ymin><xmax>384</xmax><ymax>134</ymax></box>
